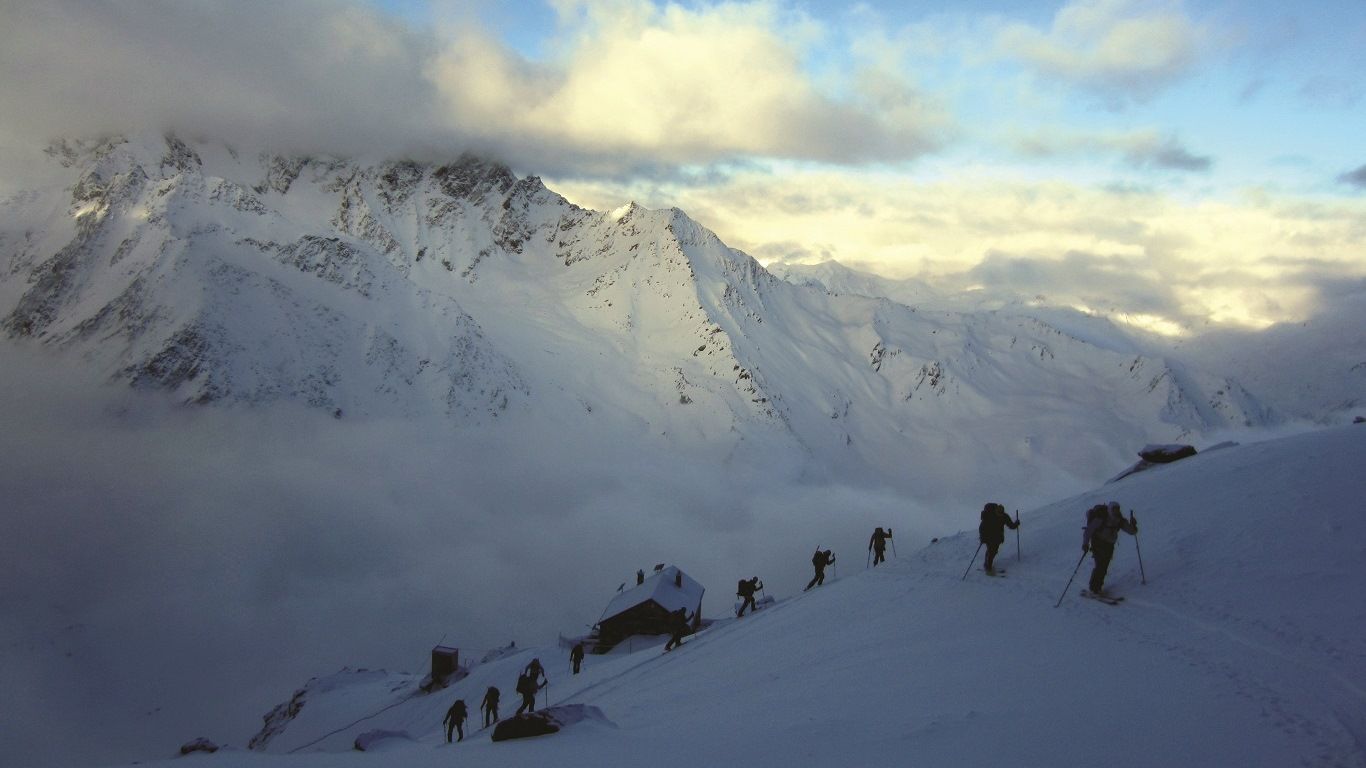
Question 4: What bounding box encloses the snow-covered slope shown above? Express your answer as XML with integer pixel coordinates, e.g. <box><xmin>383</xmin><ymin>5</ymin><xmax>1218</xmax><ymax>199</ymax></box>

<box><xmin>138</xmin><ymin>425</ymin><xmax>1366</xmax><ymax>767</ymax></box>
<box><xmin>0</xmin><ymin>135</ymin><xmax>1281</xmax><ymax>503</ymax></box>
<box><xmin>772</xmin><ymin>259</ymin><xmax>1363</xmax><ymax>427</ymax></box>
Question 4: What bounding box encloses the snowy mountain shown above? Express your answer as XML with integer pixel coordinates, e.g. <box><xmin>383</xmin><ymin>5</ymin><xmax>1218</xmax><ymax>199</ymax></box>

<box><xmin>770</xmin><ymin>259</ymin><xmax>1365</xmax><ymax>426</ymax></box>
<box><xmin>139</xmin><ymin>425</ymin><xmax>1366</xmax><ymax>767</ymax></box>
<box><xmin>0</xmin><ymin>134</ymin><xmax>1281</xmax><ymax>504</ymax></box>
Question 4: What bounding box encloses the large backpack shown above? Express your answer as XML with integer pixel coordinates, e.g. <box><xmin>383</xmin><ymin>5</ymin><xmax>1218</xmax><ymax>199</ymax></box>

<box><xmin>1086</xmin><ymin>504</ymin><xmax>1108</xmax><ymax>525</ymax></box>
<box><xmin>737</xmin><ymin>579</ymin><xmax>748</xmax><ymax>596</ymax></box>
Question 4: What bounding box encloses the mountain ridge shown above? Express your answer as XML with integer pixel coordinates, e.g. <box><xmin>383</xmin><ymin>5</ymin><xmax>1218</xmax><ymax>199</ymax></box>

<box><xmin>0</xmin><ymin>133</ymin><xmax>1282</xmax><ymax>500</ymax></box>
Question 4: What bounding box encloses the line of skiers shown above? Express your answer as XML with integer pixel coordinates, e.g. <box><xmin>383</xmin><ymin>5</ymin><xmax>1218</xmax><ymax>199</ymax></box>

<box><xmin>444</xmin><ymin>500</ymin><xmax>1139</xmax><ymax>740</ymax></box>
<box><xmin>442</xmin><ymin>656</ymin><xmax>549</xmax><ymax>742</ymax></box>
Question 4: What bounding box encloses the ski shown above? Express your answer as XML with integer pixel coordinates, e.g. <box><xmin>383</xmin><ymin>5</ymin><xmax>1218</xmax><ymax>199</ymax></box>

<box><xmin>983</xmin><ymin>570</ymin><xmax>1006</xmax><ymax>577</ymax></box>
<box><xmin>1079</xmin><ymin>590</ymin><xmax>1123</xmax><ymax>605</ymax></box>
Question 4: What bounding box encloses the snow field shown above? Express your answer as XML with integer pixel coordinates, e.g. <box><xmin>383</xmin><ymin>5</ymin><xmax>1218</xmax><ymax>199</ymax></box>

<box><xmin>177</xmin><ymin>426</ymin><xmax>1366</xmax><ymax>768</ymax></box>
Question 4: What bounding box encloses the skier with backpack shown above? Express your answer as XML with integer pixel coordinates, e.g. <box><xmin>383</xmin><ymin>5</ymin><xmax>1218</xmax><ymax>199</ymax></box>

<box><xmin>1082</xmin><ymin>501</ymin><xmax>1138</xmax><ymax>597</ymax></box>
<box><xmin>736</xmin><ymin>576</ymin><xmax>763</xmax><ymax>616</ymax></box>
<box><xmin>515</xmin><ymin>659</ymin><xmax>547</xmax><ymax>715</ymax></box>
<box><xmin>570</xmin><ymin>641</ymin><xmax>585</xmax><ymax>675</ymax></box>
<box><xmin>442</xmin><ymin>698</ymin><xmax>467</xmax><ymax>743</ymax></box>
<box><xmin>663</xmin><ymin>606</ymin><xmax>693</xmax><ymax>652</ymax></box>
<box><xmin>868</xmin><ymin>527</ymin><xmax>892</xmax><ymax>566</ymax></box>
<box><xmin>480</xmin><ymin>686</ymin><xmax>500</xmax><ymax>727</ymax></box>
<box><xmin>805</xmin><ymin>548</ymin><xmax>836</xmax><ymax>591</ymax></box>
<box><xmin>978</xmin><ymin>503</ymin><xmax>1020</xmax><ymax>575</ymax></box>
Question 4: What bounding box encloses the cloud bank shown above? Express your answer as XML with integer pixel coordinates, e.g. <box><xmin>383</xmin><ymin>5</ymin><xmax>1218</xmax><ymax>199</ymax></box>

<box><xmin>553</xmin><ymin>167</ymin><xmax>1366</xmax><ymax>331</ymax></box>
<box><xmin>0</xmin><ymin>0</ymin><xmax>947</xmax><ymax>173</ymax></box>
<box><xmin>0</xmin><ymin>342</ymin><xmax>920</xmax><ymax>767</ymax></box>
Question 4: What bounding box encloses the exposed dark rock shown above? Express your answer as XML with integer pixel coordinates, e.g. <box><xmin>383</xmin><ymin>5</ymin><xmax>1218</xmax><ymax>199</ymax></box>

<box><xmin>178</xmin><ymin>737</ymin><xmax>219</xmax><ymax>755</ymax></box>
<box><xmin>1139</xmin><ymin>444</ymin><xmax>1198</xmax><ymax>463</ymax></box>
<box><xmin>248</xmin><ymin>687</ymin><xmax>307</xmax><ymax>750</ymax></box>
<box><xmin>353</xmin><ymin>729</ymin><xmax>412</xmax><ymax>751</ymax></box>
<box><xmin>490</xmin><ymin>704</ymin><xmax>613</xmax><ymax>743</ymax></box>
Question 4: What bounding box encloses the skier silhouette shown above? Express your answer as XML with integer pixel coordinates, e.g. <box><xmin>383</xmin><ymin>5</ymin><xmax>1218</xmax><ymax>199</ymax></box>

<box><xmin>663</xmin><ymin>606</ymin><xmax>693</xmax><ymax>652</ymax></box>
<box><xmin>442</xmin><ymin>698</ymin><xmax>467</xmax><ymax>742</ymax></box>
<box><xmin>480</xmin><ymin>686</ymin><xmax>500</xmax><ymax>727</ymax></box>
<box><xmin>978</xmin><ymin>503</ymin><xmax>1019</xmax><ymax>574</ymax></box>
<box><xmin>869</xmin><ymin>527</ymin><xmax>892</xmax><ymax>566</ymax></box>
<box><xmin>805</xmin><ymin>548</ymin><xmax>836</xmax><ymax>590</ymax></box>
<box><xmin>736</xmin><ymin>577</ymin><xmax>763</xmax><ymax>616</ymax></box>
<box><xmin>1083</xmin><ymin>501</ymin><xmax>1138</xmax><ymax>596</ymax></box>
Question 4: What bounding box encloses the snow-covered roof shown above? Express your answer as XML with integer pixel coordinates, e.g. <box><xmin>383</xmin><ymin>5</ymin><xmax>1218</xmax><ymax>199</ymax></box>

<box><xmin>599</xmin><ymin>565</ymin><xmax>704</xmax><ymax>623</ymax></box>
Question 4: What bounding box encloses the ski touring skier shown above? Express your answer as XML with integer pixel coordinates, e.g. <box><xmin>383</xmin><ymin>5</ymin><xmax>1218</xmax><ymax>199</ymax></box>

<box><xmin>442</xmin><ymin>698</ymin><xmax>467</xmax><ymax>743</ymax></box>
<box><xmin>805</xmin><ymin>548</ymin><xmax>836</xmax><ymax>591</ymax></box>
<box><xmin>515</xmin><ymin>659</ymin><xmax>548</xmax><ymax>715</ymax></box>
<box><xmin>663</xmin><ymin>606</ymin><xmax>693</xmax><ymax>652</ymax></box>
<box><xmin>570</xmin><ymin>641</ymin><xmax>585</xmax><ymax>675</ymax></box>
<box><xmin>868</xmin><ymin>527</ymin><xmax>892</xmax><ymax>566</ymax></box>
<box><xmin>736</xmin><ymin>576</ymin><xmax>763</xmax><ymax>616</ymax></box>
<box><xmin>1082</xmin><ymin>501</ymin><xmax>1138</xmax><ymax>598</ymax></box>
<box><xmin>978</xmin><ymin>503</ymin><xmax>1020</xmax><ymax>575</ymax></box>
<box><xmin>481</xmin><ymin>686</ymin><xmax>500</xmax><ymax>727</ymax></box>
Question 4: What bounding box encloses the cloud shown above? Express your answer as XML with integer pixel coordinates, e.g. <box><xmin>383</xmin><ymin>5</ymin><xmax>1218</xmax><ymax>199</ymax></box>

<box><xmin>1338</xmin><ymin>164</ymin><xmax>1366</xmax><ymax>189</ymax></box>
<box><xmin>426</xmin><ymin>0</ymin><xmax>949</xmax><ymax>172</ymax></box>
<box><xmin>996</xmin><ymin>0</ymin><xmax>1203</xmax><ymax>104</ymax></box>
<box><xmin>1016</xmin><ymin>129</ymin><xmax>1212</xmax><ymax>172</ymax></box>
<box><xmin>963</xmin><ymin>249</ymin><xmax>1183</xmax><ymax>318</ymax></box>
<box><xmin>0</xmin><ymin>0</ymin><xmax>443</xmax><ymax>158</ymax></box>
<box><xmin>0</xmin><ymin>340</ymin><xmax>919</xmax><ymax>767</ymax></box>
<box><xmin>0</xmin><ymin>0</ymin><xmax>949</xmax><ymax>173</ymax></box>
<box><xmin>550</xmin><ymin>166</ymin><xmax>1366</xmax><ymax>330</ymax></box>
<box><xmin>1298</xmin><ymin>76</ymin><xmax>1365</xmax><ymax>109</ymax></box>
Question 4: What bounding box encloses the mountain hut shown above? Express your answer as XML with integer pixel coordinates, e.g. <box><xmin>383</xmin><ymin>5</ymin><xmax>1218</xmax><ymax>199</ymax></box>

<box><xmin>593</xmin><ymin>565</ymin><xmax>703</xmax><ymax>652</ymax></box>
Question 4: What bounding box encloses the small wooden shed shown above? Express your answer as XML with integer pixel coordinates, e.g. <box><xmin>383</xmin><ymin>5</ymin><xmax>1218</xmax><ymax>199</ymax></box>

<box><xmin>431</xmin><ymin>645</ymin><xmax>459</xmax><ymax>680</ymax></box>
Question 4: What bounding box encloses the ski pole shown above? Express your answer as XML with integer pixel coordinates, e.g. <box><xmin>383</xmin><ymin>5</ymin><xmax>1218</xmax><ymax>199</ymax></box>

<box><xmin>961</xmin><ymin>542</ymin><xmax>983</xmax><ymax>580</ymax></box>
<box><xmin>1054</xmin><ymin>551</ymin><xmax>1088</xmax><ymax>607</ymax></box>
<box><xmin>1131</xmin><ymin>511</ymin><xmax>1146</xmax><ymax>584</ymax></box>
<box><xmin>890</xmin><ymin>528</ymin><xmax>897</xmax><ymax>558</ymax></box>
<box><xmin>866</xmin><ymin>550</ymin><xmax>871</xmax><ymax>569</ymax></box>
<box><xmin>1015</xmin><ymin>511</ymin><xmax>1022</xmax><ymax>562</ymax></box>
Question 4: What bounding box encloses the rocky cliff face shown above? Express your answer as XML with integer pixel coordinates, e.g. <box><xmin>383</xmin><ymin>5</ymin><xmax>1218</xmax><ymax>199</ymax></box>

<box><xmin>0</xmin><ymin>134</ymin><xmax>1277</xmax><ymax>498</ymax></box>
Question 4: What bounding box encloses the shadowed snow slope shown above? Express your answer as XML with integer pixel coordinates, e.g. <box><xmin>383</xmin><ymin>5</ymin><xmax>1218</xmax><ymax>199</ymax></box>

<box><xmin>144</xmin><ymin>425</ymin><xmax>1365</xmax><ymax>768</ymax></box>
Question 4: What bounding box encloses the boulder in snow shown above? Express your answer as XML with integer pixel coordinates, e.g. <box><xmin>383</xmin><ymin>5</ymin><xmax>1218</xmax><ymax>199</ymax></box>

<box><xmin>490</xmin><ymin>704</ymin><xmax>613</xmax><ymax>743</ymax></box>
<box><xmin>1111</xmin><ymin>443</ymin><xmax>1200</xmax><ymax>483</ymax></box>
<box><xmin>353</xmin><ymin>729</ymin><xmax>412</xmax><ymax>752</ymax></box>
<box><xmin>1138</xmin><ymin>444</ymin><xmax>1198</xmax><ymax>463</ymax></box>
<box><xmin>178</xmin><ymin>737</ymin><xmax>219</xmax><ymax>755</ymax></box>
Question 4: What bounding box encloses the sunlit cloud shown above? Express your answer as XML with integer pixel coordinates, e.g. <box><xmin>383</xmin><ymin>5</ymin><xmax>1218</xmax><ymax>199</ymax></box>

<box><xmin>426</xmin><ymin>0</ymin><xmax>950</xmax><ymax>172</ymax></box>
<box><xmin>0</xmin><ymin>0</ymin><xmax>949</xmax><ymax>174</ymax></box>
<box><xmin>550</xmin><ymin>166</ymin><xmax>1366</xmax><ymax>331</ymax></box>
<box><xmin>0</xmin><ymin>0</ymin><xmax>1362</xmax><ymax>334</ymax></box>
<box><xmin>997</xmin><ymin>0</ymin><xmax>1203</xmax><ymax>105</ymax></box>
